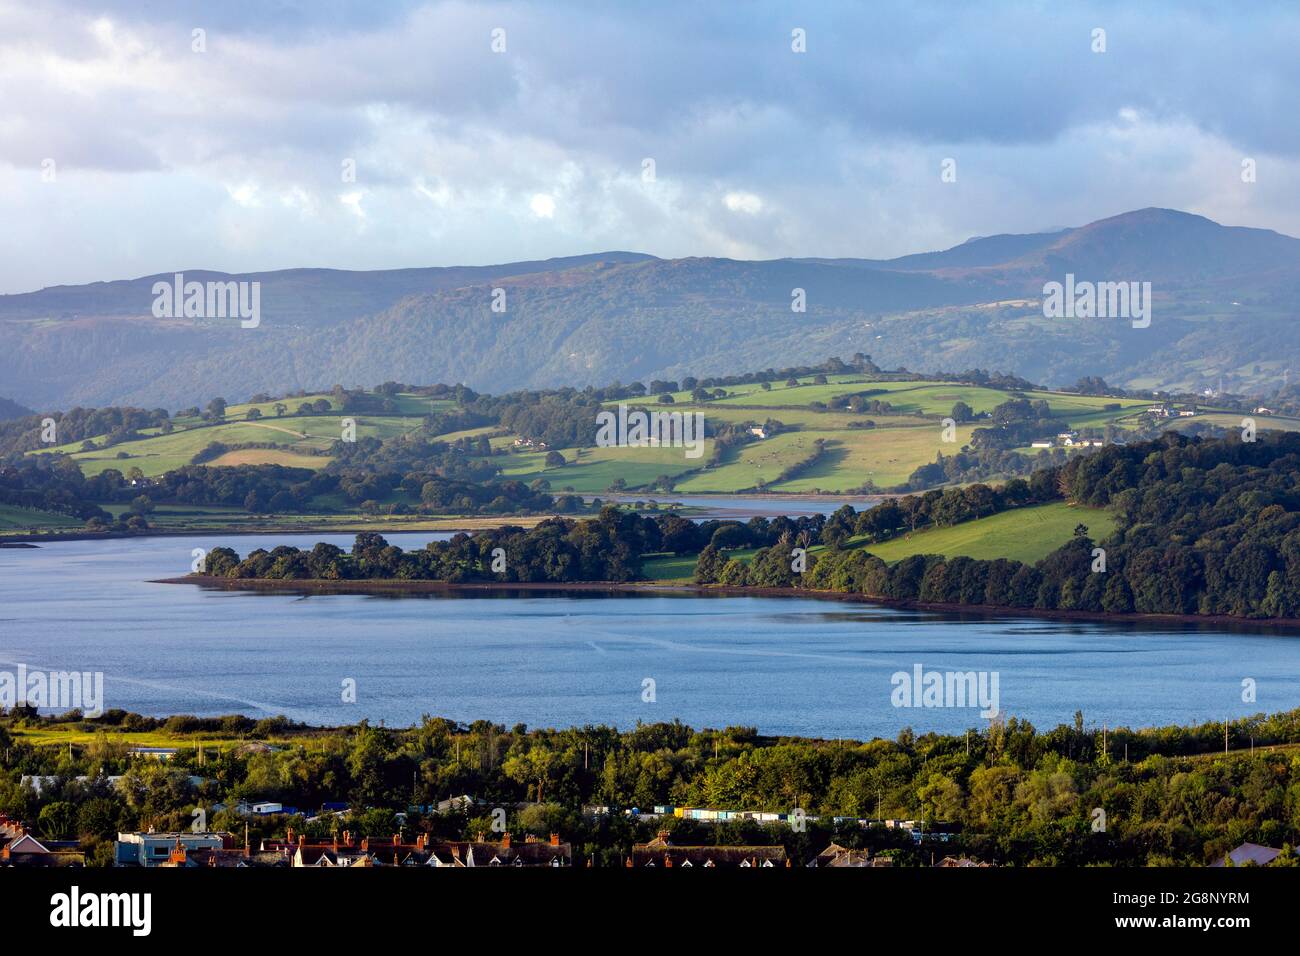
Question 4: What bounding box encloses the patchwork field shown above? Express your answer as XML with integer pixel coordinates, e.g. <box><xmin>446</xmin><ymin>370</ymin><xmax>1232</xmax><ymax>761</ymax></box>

<box><xmin>48</xmin><ymin>414</ymin><xmax>418</xmax><ymax>477</ymax></box>
<box><xmin>15</xmin><ymin>373</ymin><xmax>1290</xmax><ymax>531</ymax></box>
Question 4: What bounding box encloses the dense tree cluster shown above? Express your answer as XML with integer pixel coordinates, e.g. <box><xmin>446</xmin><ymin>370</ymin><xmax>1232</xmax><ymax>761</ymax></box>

<box><xmin>902</xmin><ymin>446</ymin><xmax>1068</xmax><ymax>491</ymax></box>
<box><xmin>0</xmin><ymin>405</ymin><xmax>170</xmax><ymax>456</ymax></box>
<box><xmin>5</xmin><ymin>706</ymin><xmax>1300</xmax><ymax>867</ymax></box>
<box><xmin>699</xmin><ymin>432</ymin><xmax>1300</xmax><ymax>621</ymax></box>
<box><xmin>326</xmin><ymin>435</ymin><xmax>500</xmax><ymax>481</ymax></box>
<box><xmin>204</xmin><ymin>507</ymin><xmax>662</xmax><ymax>583</ymax></box>
<box><xmin>0</xmin><ymin>455</ymin><xmax>114</xmax><ymax>521</ymax></box>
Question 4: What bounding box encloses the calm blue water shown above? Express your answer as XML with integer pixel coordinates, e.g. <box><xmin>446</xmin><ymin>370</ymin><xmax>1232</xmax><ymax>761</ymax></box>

<box><xmin>2</xmin><ymin>534</ymin><xmax>1299</xmax><ymax>738</ymax></box>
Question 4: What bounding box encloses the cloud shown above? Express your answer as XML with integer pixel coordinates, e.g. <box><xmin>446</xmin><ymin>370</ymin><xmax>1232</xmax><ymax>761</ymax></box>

<box><xmin>722</xmin><ymin>192</ymin><xmax>764</xmax><ymax>216</ymax></box>
<box><xmin>0</xmin><ymin>0</ymin><xmax>1298</xmax><ymax>291</ymax></box>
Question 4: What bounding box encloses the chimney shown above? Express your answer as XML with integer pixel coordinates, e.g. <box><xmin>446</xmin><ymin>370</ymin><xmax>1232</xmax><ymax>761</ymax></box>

<box><xmin>286</xmin><ymin>826</ymin><xmax>294</xmax><ymax>844</ymax></box>
<box><xmin>360</xmin><ymin>837</ymin><xmax>369</xmax><ymax>852</ymax></box>
<box><xmin>343</xmin><ymin>830</ymin><xmax>351</xmax><ymax>846</ymax></box>
<box><xmin>501</xmin><ymin>832</ymin><xmax>511</xmax><ymax>849</ymax></box>
<box><xmin>656</xmin><ymin>830</ymin><xmax>671</xmax><ymax>845</ymax></box>
<box><xmin>624</xmin><ymin>856</ymin><xmax>632</xmax><ymax>868</ymax></box>
<box><xmin>297</xmin><ymin>834</ymin><xmax>305</xmax><ymax>848</ymax></box>
<box><xmin>451</xmin><ymin>844</ymin><xmax>461</xmax><ymax>861</ymax></box>
<box><xmin>664</xmin><ymin>853</ymin><xmax>672</xmax><ymax>868</ymax></box>
<box><xmin>393</xmin><ymin>833</ymin><xmax>400</xmax><ymax>846</ymax></box>
<box><xmin>549</xmin><ymin>832</ymin><xmax>560</xmax><ymax>847</ymax></box>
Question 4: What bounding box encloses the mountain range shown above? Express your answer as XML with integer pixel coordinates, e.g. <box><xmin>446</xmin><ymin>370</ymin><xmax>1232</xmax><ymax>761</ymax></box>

<box><xmin>2</xmin><ymin>208</ymin><xmax>1297</xmax><ymax>410</ymax></box>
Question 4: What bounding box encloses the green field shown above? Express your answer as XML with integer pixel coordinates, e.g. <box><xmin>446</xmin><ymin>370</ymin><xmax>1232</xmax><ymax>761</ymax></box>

<box><xmin>501</xmin><ymin>442</ymin><xmax>713</xmax><ymax>493</ymax></box>
<box><xmin>642</xmin><ymin>547</ymin><xmax>760</xmax><ymax>582</ymax></box>
<box><xmin>674</xmin><ymin>431</ymin><xmax>823</xmax><ymax>492</ymax></box>
<box><xmin>43</xmin><ymin>414</ymin><xmax>418</xmax><ymax>477</ymax></box>
<box><xmin>1164</xmin><ymin>412</ymin><xmax>1300</xmax><ymax>433</ymax></box>
<box><xmin>772</xmin><ymin>425</ymin><xmax>977</xmax><ymax>492</ymax></box>
<box><xmin>221</xmin><ymin>393</ymin><xmax>339</xmax><ymax>420</ymax></box>
<box><xmin>0</xmin><ymin>503</ymin><xmax>83</xmax><ymax>530</ymax></box>
<box><xmin>640</xmin><ymin>551</ymin><xmax>704</xmax><ymax>581</ymax></box>
<box><xmin>861</xmin><ymin>501</ymin><xmax>1117</xmax><ymax>564</ymax></box>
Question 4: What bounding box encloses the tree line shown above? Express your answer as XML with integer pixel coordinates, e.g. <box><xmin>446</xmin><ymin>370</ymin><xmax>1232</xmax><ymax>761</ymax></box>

<box><xmin>5</xmin><ymin>706</ymin><xmax>1300</xmax><ymax>867</ymax></box>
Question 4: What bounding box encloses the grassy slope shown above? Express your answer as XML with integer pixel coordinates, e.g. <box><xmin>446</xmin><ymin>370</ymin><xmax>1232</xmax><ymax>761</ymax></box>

<box><xmin>862</xmin><ymin>501</ymin><xmax>1117</xmax><ymax>565</ymax></box>
<box><xmin>771</xmin><ymin>424</ymin><xmax>977</xmax><ymax>492</ymax></box>
<box><xmin>674</xmin><ymin>432</ymin><xmax>821</xmax><ymax>492</ymax></box>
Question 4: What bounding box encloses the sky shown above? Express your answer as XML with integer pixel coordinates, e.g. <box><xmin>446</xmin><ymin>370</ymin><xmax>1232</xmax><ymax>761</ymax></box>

<box><xmin>1</xmin><ymin>0</ymin><xmax>1298</xmax><ymax>293</ymax></box>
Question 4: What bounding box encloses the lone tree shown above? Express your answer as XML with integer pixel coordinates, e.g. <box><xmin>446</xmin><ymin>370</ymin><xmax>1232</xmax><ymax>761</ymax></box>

<box><xmin>545</xmin><ymin>450</ymin><xmax>566</xmax><ymax>468</ymax></box>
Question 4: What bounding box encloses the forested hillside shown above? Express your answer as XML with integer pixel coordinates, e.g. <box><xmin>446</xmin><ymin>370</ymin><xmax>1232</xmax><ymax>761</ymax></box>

<box><xmin>4</xmin><ymin>209</ymin><xmax>1299</xmax><ymax>408</ymax></box>
<box><xmin>701</xmin><ymin>431</ymin><xmax>1300</xmax><ymax>620</ymax></box>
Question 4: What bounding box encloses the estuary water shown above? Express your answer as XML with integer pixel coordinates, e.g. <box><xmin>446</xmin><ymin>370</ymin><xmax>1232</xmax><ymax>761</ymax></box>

<box><xmin>2</xmin><ymin>533</ymin><xmax>1299</xmax><ymax>738</ymax></box>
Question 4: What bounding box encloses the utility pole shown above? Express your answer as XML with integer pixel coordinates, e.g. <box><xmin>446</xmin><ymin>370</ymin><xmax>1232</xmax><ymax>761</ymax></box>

<box><xmin>1225</xmin><ymin>721</ymin><xmax>1229</xmax><ymax>755</ymax></box>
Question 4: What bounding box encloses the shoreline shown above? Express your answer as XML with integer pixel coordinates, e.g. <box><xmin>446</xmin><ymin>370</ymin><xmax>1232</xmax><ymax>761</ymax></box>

<box><xmin>157</xmin><ymin>575</ymin><xmax>1300</xmax><ymax>630</ymax></box>
<box><xmin>0</xmin><ymin>493</ymin><xmax>894</xmax><ymax>545</ymax></box>
<box><xmin>0</xmin><ymin>494</ymin><xmax>891</xmax><ymax>545</ymax></box>
<box><xmin>0</xmin><ymin>515</ymin><xmax>572</xmax><ymax>544</ymax></box>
